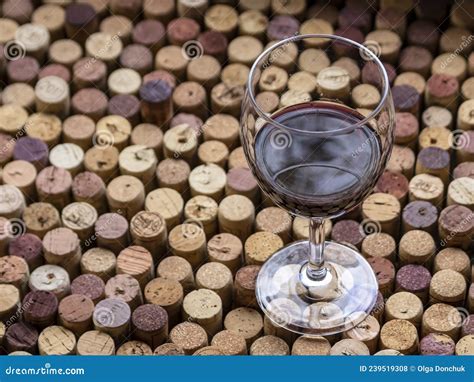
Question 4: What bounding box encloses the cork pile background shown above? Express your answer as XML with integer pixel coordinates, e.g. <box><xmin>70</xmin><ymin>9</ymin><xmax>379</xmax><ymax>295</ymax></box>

<box><xmin>0</xmin><ymin>0</ymin><xmax>473</xmax><ymax>356</ymax></box>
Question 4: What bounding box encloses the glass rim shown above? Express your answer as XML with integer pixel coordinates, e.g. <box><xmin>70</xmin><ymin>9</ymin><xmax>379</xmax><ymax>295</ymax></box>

<box><xmin>246</xmin><ymin>33</ymin><xmax>391</xmax><ymax>133</ymax></box>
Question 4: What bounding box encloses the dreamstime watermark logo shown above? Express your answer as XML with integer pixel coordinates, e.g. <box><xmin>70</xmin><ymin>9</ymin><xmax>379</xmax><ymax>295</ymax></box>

<box><xmin>449</xmin><ymin>129</ymin><xmax>471</xmax><ymax>151</ymax></box>
<box><xmin>447</xmin><ymin>307</ymin><xmax>470</xmax><ymax>328</ymax></box>
<box><xmin>92</xmin><ymin>130</ymin><xmax>115</xmax><ymax>149</ymax></box>
<box><xmin>93</xmin><ymin>306</ymin><xmax>115</xmax><ymax>327</ymax></box>
<box><xmin>2</xmin><ymin>218</ymin><xmax>26</xmax><ymax>238</ymax></box>
<box><xmin>359</xmin><ymin>219</ymin><xmax>382</xmax><ymax>236</ymax></box>
<box><xmin>181</xmin><ymin>40</ymin><xmax>204</xmax><ymax>60</ymax></box>
<box><xmin>3</xmin><ymin>40</ymin><xmax>26</xmax><ymax>61</ymax></box>
<box><xmin>440</xmin><ymin>34</ymin><xmax>473</xmax><ymax>70</ymax></box>
<box><xmin>360</xmin><ymin>40</ymin><xmax>381</xmax><ymax>61</ymax></box>
<box><xmin>270</xmin><ymin>128</ymin><xmax>292</xmax><ymax>150</ymax></box>
<box><xmin>181</xmin><ymin>219</ymin><xmax>204</xmax><ymax>239</ymax></box>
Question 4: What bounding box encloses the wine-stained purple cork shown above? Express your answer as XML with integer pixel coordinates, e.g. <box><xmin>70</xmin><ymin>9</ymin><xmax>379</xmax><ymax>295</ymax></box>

<box><xmin>396</xmin><ymin>264</ymin><xmax>431</xmax><ymax>303</ymax></box>
<box><xmin>139</xmin><ymin>80</ymin><xmax>173</xmax><ymax>129</ymax></box>
<box><xmin>197</xmin><ymin>31</ymin><xmax>228</xmax><ymax>63</ymax></box>
<box><xmin>8</xmin><ymin>233</ymin><xmax>43</xmax><ymax>271</ymax></box>
<box><xmin>392</xmin><ymin>85</ymin><xmax>420</xmax><ymax>115</ymax></box>
<box><xmin>93</xmin><ymin>298</ymin><xmax>131</xmax><ymax>341</ymax></box>
<box><xmin>132</xmin><ymin>20</ymin><xmax>165</xmax><ymax>53</ymax></box>
<box><xmin>95</xmin><ymin>212</ymin><xmax>129</xmax><ymax>255</ymax></box>
<box><xmin>73</xmin><ymin>57</ymin><xmax>107</xmax><ymax>91</ymax></box>
<box><xmin>399</xmin><ymin>46</ymin><xmax>432</xmax><ymax>78</ymax></box>
<box><xmin>439</xmin><ymin>205</ymin><xmax>473</xmax><ymax>249</ymax></box>
<box><xmin>266</xmin><ymin>15</ymin><xmax>299</xmax><ymax>41</ymax></box>
<box><xmin>375</xmin><ymin>171</ymin><xmax>409</xmax><ymax>205</ymax></box>
<box><xmin>407</xmin><ymin>20</ymin><xmax>440</xmax><ymax>53</ymax></box>
<box><xmin>39</xmin><ymin>64</ymin><xmax>71</xmax><ymax>83</ymax></box>
<box><xmin>13</xmin><ymin>137</ymin><xmax>48</xmax><ymax>171</ymax></box>
<box><xmin>2</xmin><ymin>0</ymin><xmax>33</xmax><ymax>24</ymax></box>
<box><xmin>22</xmin><ymin>290</ymin><xmax>58</xmax><ymax>328</ymax></box>
<box><xmin>72</xmin><ymin>171</ymin><xmax>107</xmax><ymax>215</ymax></box>
<box><xmin>402</xmin><ymin>201</ymin><xmax>438</xmax><ymax>236</ymax></box>
<box><xmin>7</xmin><ymin>57</ymin><xmax>39</xmax><ymax>85</ymax></box>
<box><xmin>368</xmin><ymin>257</ymin><xmax>395</xmax><ymax>298</ymax></box>
<box><xmin>225</xmin><ymin>167</ymin><xmax>259</xmax><ymax>204</ymax></box>
<box><xmin>394</xmin><ymin>112</ymin><xmax>419</xmax><ymax>147</ymax></box>
<box><xmin>333</xmin><ymin>27</ymin><xmax>364</xmax><ymax>58</ymax></box>
<box><xmin>143</xmin><ymin>70</ymin><xmax>177</xmax><ymax>90</ymax></box>
<box><xmin>331</xmin><ymin>220</ymin><xmax>365</xmax><ymax>249</ymax></box>
<box><xmin>338</xmin><ymin>5</ymin><xmax>373</xmax><ymax>34</ymax></box>
<box><xmin>108</xmin><ymin>94</ymin><xmax>141</xmax><ymax>126</ymax></box>
<box><xmin>167</xmin><ymin>17</ymin><xmax>200</xmax><ymax>46</ymax></box>
<box><xmin>5</xmin><ymin>322</ymin><xmax>38</xmax><ymax>354</ymax></box>
<box><xmin>71</xmin><ymin>88</ymin><xmax>108</xmax><ymax>122</ymax></box>
<box><xmin>453</xmin><ymin>162</ymin><xmax>474</xmax><ymax>179</ymax></box>
<box><xmin>416</xmin><ymin>147</ymin><xmax>450</xmax><ymax>185</ymax></box>
<box><xmin>375</xmin><ymin>7</ymin><xmax>406</xmax><ymax>37</ymax></box>
<box><xmin>234</xmin><ymin>265</ymin><xmax>260</xmax><ymax>309</ymax></box>
<box><xmin>425</xmin><ymin>74</ymin><xmax>459</xmax><ymax>112</ymax></box>
<box><xmin>71</xmin><ymin>274</ymin><xmax>105</xmax><ymax>305</ymax></box>
<box><xmin>105</xmin><ymin>274</ymin><xmax>143</xmax><ymax>311</ymax></box>
<box><xmin>171</xmin><ymin>113</ymin><xmax>203</xmax><ymax>134</ymax></box>
<box><xmin>462</xmin><ymin>315</ymin><xmax>474</xmax><ymax>337</ymax></box>
<box><xmin>120</xmin><ymin>45</ymin><xmax>153</xmax><ymax>76</ymax></box>
<box><xmin>65</xmin><ymin>3</ymin><xmax>98</xmax><ymax>45</ymax></box>
<box><xmin>420</xmin><ymin>333</ymin><xmax>455</xmax><ymax>355</ymax></box>
<box><xmin>132</xmin><ymin>304</ymin><xmax>168</xmax><ymax>349</ymax></box>
<box><xmin>35</xmin><ymin>166</ymin><xmax>72</xmax><ymax>210</ymax></box>
<box><xmin>58</xmin><ymin>294</ymin><xmax>94</xmax><ymax>337</ymax></box>
<box><xmin>362</xmin><ymin>62</ymin><xmax>396</xmax><ymax>90</ymax></box>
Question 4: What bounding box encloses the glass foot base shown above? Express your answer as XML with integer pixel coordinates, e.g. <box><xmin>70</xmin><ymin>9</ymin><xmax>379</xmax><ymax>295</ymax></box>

<box><xmin>256</xmin><ymin>240</ymin><xmax>378</xmax><ymax>336</ymax></box>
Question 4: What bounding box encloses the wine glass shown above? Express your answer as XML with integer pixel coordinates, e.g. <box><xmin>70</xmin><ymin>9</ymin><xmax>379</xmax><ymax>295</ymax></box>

<box><xmin>240</xmin><ymin>34</ymin><xmax>395</xmax><ymax>336</ymax></box>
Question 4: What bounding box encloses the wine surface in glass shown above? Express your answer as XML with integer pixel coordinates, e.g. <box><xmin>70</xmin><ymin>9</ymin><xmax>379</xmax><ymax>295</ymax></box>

<box><xmin>254</xmin><ymin>102</ymin><xmax>382</xmax><ymax>217</ymax></box>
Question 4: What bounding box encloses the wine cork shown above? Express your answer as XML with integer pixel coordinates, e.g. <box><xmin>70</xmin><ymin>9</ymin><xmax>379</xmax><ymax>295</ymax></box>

<box><xmin>210</xmin><ymin>82</ymin><xmax>244</xmax><ymax>117</ymax></box>
<box><xmin>408</xmin><ymin>174</ymin><xmax>444</xmax><ymax>207</ymax></box>
<box><xmin>202</xmin><ymin>114</ymin><xmax>239</xmax><ymax>150</ymax></box>
<box><xmin>399</xmin><ymin>46</ymin><xmax>432</xmax><ymax>78</ymax></box>
<box><xmin>93</xmin><ymin>298</ymin><xmax>131</xmax><ymax>342</ymax></box>
<box><xmin>456</xmin><ymin>130</ymin><xmax>474</xmax><ymax>163</ymax></box>
<box><xmin>396</xmin><ymin>265</ymin><xmax>431</xmax><ymax>304</ymax></box>
<box><xmin>224</xmin><ymin>307</ymin><xmax>263</xmax><ymax>347</ymax></box>
<box><xmin>0</xmin><ymin>133</ymin><xmax>16</xmax><ymax>166</ymax></box>
<box><xmin>392</xmin><ymin>112</ymin><xmax>419</xmax><ymax>149</ymax></box>
<box><xmin>266</xmin><ymin>14</ymin><xmax>299</xmax><ymax>40</ymax></box>
<box><xmin>385</xmin><ymin>291</ymin><xmax>423</xmax><ymax>328</ymax></box>
<box><xmin>0</xmin><ymin>17</ymin><xmax>18</xmax><ymax>44</ymax></box>
<box><xmin>96</xmin><ymin>115</ymin><xmax>132</xmax><ymax>152</ymax></box>
<box><xmin>116</xmin><ymin>246</ymin><xmax>154</xmax><ymax>290</ymax></box>
<box><xmin>49</xmin><ymin>39</ymin><xmax>83</xmax><ymax>68</ymax></box>
<box><xmin>71</xmin><ymin>88</ymin><xmax>108</xmax><ymax>122</ymax></box>
<box><xmin>169</xmin><ymin>322</ymin><xmax>208</xmax><ymax>355</ymax></box>
<box><xmin>291</xmin><ymin>217</ymin><xmax>332</xmax><ymax>241</ymax></box>
<box><xmin>338</xmin><ymin>4</ymin><xmax>372</xmax><ymax>33</ymax></box>
<box><xmin>205</xmin><ymin>233</ymin><xmax>242</xmax><ymax>276</ymax></box>
<box><xmin>77</xmin><ymin>330</ymin><xmax>115</xmax><ymax>355</ymax></box>
<box><xmin>291</xmin><ymin>336</ymin><xmax>331</xmax><ymax>355</ymax></box>
<box><xmin>22</xmin><ymin>203</ymin><xmax>60</xmax><ymax>240</ymax></box>
<box><xmin>183</xmin><ymin>289</ymin><xmax>223</xmax><ymax>337</ymax></box>
<box><xmin>447</xmin><ymin>177</ymin><xmax>474</xmax><ymax>210</ymax></box>
<box><xmin>132</xmin><ymin>304</ymin><xmax>168</xmax><ymax>349</ymax></box>
<box><xmin>362</xmin><ymin>61</ymin><xmax>396</xmax><ymax>90</ymax></box>
<box><xmin>189</xmin><ymin>164</ymin><xmax>226</xmax><ymax>202</ymax></box>
<box><xmin>195</xmin><ymin>31</ymin><xmax>227</xmax><ymax>65</ymax></box>
<box><xmin>204</xmin><ymin>4</ymin><xmax>238</xmax><ymax>39</ymax></box>
<box><xmin>117</xmin><ymin>341</ymin><xmax>152</xmax><ymax>356</ymax></box>
<box><xmin>454</xmin><ymin>163</ymin><xmax>474</xmax><ymax>180</ymax></box>
<box><xmin>231</xmin><ymin>265</ymin><xmax>260</xmax><ymax>309</ymax></box>
<box><xmin>0</xmin><ymin>254</ymin><xmax>29</xmax><ymax>295</ymax></box>
<box><xmin>163</xmin><ymin>123</ymin><xmax>198</xmax><ymax>163</ymax></box>
<box><xmin>80</xmin><ymin>248</ymin><xmax>116</xmax><ymax>283</ymax></box>
<box><xmin>168</xmin><ymin>223</ymin><xmax>207</xmax><ymax>269</ymax></box>
<box><xmin>361</xmin><ymin>193</ymin><xmax>401</xmax><ymax>238</ymax></box>
<box><xmin>71</xmin><ymin>171</ymin><xmax>107</xmax><ymax>215</ymax></box>
<box><xmin>132</xmin><ymin>19</ymin><xmax>165</xmax><ymax>54</ymax></box>
<box><xmin>418</xmin><ymin>126</ymin><xmax>452</xmax><ymax>153</ymax></box>
<box><xmin>62</xmin><ymin>115</ymin><xmax>95</xmax><ymax>152</ymax></box>
<box><xmin>249</xmin><ymin>335</ymin><xmax>289</xmax><ymax>356</ymax></box>
<box><xmin>368</xmin><ymin>257</ymin><xmax>395</xmax><ymax>298</ymax></box>
<box><xmin>279</xmin><ymin>89</ymin><xmax>311</xmax><ymax>108</ymax></box>
<box><xmin>84</xmin><ymin>146</ymin><xmax>119</xmax><ymax>182</ymax></box>
<box><xmin>394</xmin><ymin>72</ymin><xmax>426</xmax><ymax>95</ymax></box>
<box><xmin>228</xmin><ymin>147</ymin><xmax>249</xmax><ymax>171</ymax></box>
<box><xmin>153</xmin><ymin>342</ymin><xmax>185</xmax><ymax>355</ymax></box>
<box><xmin>361</xmin><ymin>232</ymin><xmax>396</xmax><ymax>262</ymax></box>
<box><xmin>15</xmin><ymin>23</ymin><xmax>50</xmax><ymax>61</ymax></box>
<box><xmin>139</xmin><ymin>80</ymin><xmax>173</xmax><ymax>129</ymax></box>
<box><xmin>239</xmin><ymin>10</ymin><xmax>268</xmax><ymax>39</ymax></box>
<box><xmin>34</xmin><ymin>76</ymin><xmax>70</xmax><ymax>119</ymax></box>
<box><xmin>42</xmin><ymin>227</ymin><xmax>81</xmax><ymax>278</ymax></box>
<box><xmin>6</xmin><ymin>57</ymin><xmax>40</xmax><ymax>85</ymax></box>
<box><xmin>462</xmin><ymin>310</ymin><xmax>474</xmax><ymax>335</ymax></box>
<box><xmin>420</xmin><ymin>333</ymin><xmax>455</xmax><ymax>355</ymax></box>
<box><xmin>145</xmin><ymin>188</ymin><xmax>183</xmax><ymax>230</ymax></box>
<box><xmin>422</xmin><ymin>303</ymin><xmax>461</xmax><ymax>341</ymax></box>
<box><xmin>439</xmin><ymin>205</ymin><xmax>473</xmax><ymax>249</ymax></box>
<box><xmin>11</xmin><ymin>137</ymin><xmax>47</xmax><ymax>172</ymax></box>
<box><xmin>156</xmin><ymin>159</ymin><xmax>190</xmax><ymax>196</ymax></box>
<box><xmin>434</xmin><ymin>248</ymin><xmax>470</xmax><ymax>280</ymax></box>
<box><xmin>72</xmin><ymin>57</ymin><xmax>107</xmax><ymax>91</ymax></box>
<box><xmin>425</xmin><ymin>73</ymin><xmax>459</xmax><ymax>113</ymax></box>
<box><xmin>371</xmin><ymin>292</ymin><xmax>385</xmax><ymax>326</ymax></box>
<box><xmin>85</xmin><ymin>32</ymin><xmax>123</xmax><ymax>69</ymax></box>
<box><xmin>392</xmin><ymin>85</ymin><xmax>421</xmax><ymax>116</ymax></box>
<box><xmin>109</xmin><ymin>95</ymin><xmax>142</xmax><ymax>129</ymax></box>
<box><xmin>198</xmin><ymin>140</ymin><xmax>229</xmax><ymax>168</ymax></box>
<box><xmin>211</xmin><ymin>329</ymin><xmax>247</xmax><ymax>355</ymax></box>
<box><xmin>2</xmin><ymin>83</ymin><xmax>35</xmax><ymax>111</ymax></box>
<box><xmin>375</xmin><ymin>171</ymin><xmax>409</xmax><ymax>206</ymax></box>
<box><xmin>32</xmin><ymin>4</ymin><xmax>65</xmax><ymax>41</ymax></box>
<box><xmin>407</xmin><ymin>19</ymin><xmax>439</xmax><ymax>53</ymax></box>
<box><xmin>430</xmin><ymin>269</ymin><xmax>466</xmax><ymax>306</ymax></box>
<box><xmin>254</xmin><ymin>207</ymin><xmax>291</xmax><ymax>244</ymax></box>
<box><xmin>244</xmin><ymin>232</ymin><xmax>283</xmax><ymax>266</ymax></box>
<box><xmin>315</xmin><ymin>66</ymin><xmax>350</xmax><ymax>101</ymax></box>
<box><xmin>0</xmin><ymin>184</ymin><xmax>25</xmax><ymax>220</ymax></box>
<box><xmin>2</xmin><ymin>160</ymin><xmax>37</xmax><ymax>200</ymax></box>
<box><xmin>155</xmin><ymin>45</ymin><xmax>189</xmax><ymax>82</ymax></box>
<box><xmin>330</xmin><ymin>339</ymin><xmax>370</xmax><ymax>355</ymax></box>
<box><xmin>0</xmin><ymin>284</ymin><xmax>20</xmax><ymax>323</ymax></box>
<box><xmin>379</xmin><ymin>319</ymin><xmax>419</xmax><ymax>355</ymax></box>
<box><xmin>184</xmin><ymin>196</ymin><xmax>218</xmax><ymax>239</ymax></box>
<box><xmin>8</xmin><ymin>233</ymin><xmax>43</xmax><ymax>271</ymax></box>
<box><xmin>65</xmin><ymin>2</ymin><xmax>98</xmax><ymax>45</ymax></box>
<box><xmin>416</xmin><ymin>147</ymin><xmax>450</xmax><ymax>186</ymax></box>
<box><xmin>130</xmin><ymin>124</ymin><xmax>163</xmax><ymax>160</ymax></box>
<box><xmin>58</xmin><ymin>294</ymin><xmax>94</xmax><ymax>337</ymax></box>
<box><xmin>399</xmin><ymin>230</ymin><xmax>436</xmax><ymax>266</ymax></box>
<box><xmin>25</xmin><ymin>113</ymin><xmax>62</xmax><ymax>148</ymax></box>
<box><xmin>61</xmin><ymin>202</ymin><xmax>97</xmax><ymax>244</ymax></box>
<box><xmin>156</xmin><ymin>256</ymin><xmax>195</xmax><ymax>293</ymax></box>
<box><xmin>218</xmin><ymin>195</ymin><xmax>255</xmax><ymax>242</ymax></box>
<box><xmin>458</xmin><ymin>99</ymin><xmax>474</xmax><ymax>131</ymax></box>
<box><xmin>225</xmin><ymin>168</ymin><xmax>258</xmax><ymax>204</ymax></box>
<box><xmin>106</xmin><ymin>175</ymin><xmax>145</xmax><ymax>220</ymax></box>
<box><xmin>186</xmin><ymin>55</ymin><xmax>221</xmax><ymax>92</ymax></box>
<box><xmin>71</xmin><ymin>274</ymin><xmax>105</xmax><ymax>305</ymax></box>
<box><xmin>342</xmin><ymin>315</ymin><xmax>380</xmax><ymax>354</ymax></box>
<box><xmin>35</xmin><ymin>166</ymin><xmax>72</xmax><ymax>211</ymax></box>
<box><xmin>105</xmin><ymin>274</ymin><xmax>143</xmax><ymax>311</ymax></box>
<box><xmin>118</xmin><ymin>145</ymin><xmax>157</xmax><ymax>192</ymax></box>
<box><xmin>130</xmin><ymin>211</ymin><xmax>167</xmax><ymax>263</ymax></box>
<box><xmin>386</xmin><ymin>145</ymin><xmax>415</xmax><ymax>179</ymax></box>
<box><xmin>227</xmin><ymin>36</ymin><xmax>263</xmax><ymax>67</ymax></box>
<box><xmin>221</xmin><ymin>63</ymin><xmax>249</xmax><ymax>88</ymax></box>
<box><xmin>422</xmin><ymin>106</ymin><xmax>453</xmax><ymax>130</ymax></box>
<box><xmin>0</xmin><ymin>104</ymin><xmax>26</xmax><ymax>137</ymax></box>
<box><xmin>351</xmin><ymin>84</ymin><xmax>381</xmax><ymax>110</ymax></box>
<box><xmin>461</xmin><ymin>77</ymin><xmax>474</xmax><ymax>101</ymax></box>
<box><xmin>29</xmin><ymin>264</ymin><xmax>70</xmax><ymax>301</ymax></box>
<box><xmin>144</xmin><ymin>277</ymin><xmax>183</xmax><ymax>327</ymax></box>
<box><xmin>95</xmin><ymin>212</ymin><xmax>129</xmax><ymax>255</ymax></box>
<box><xmin>49</xmin><ymin>143</ymin><xmax>84</xmax><ymax>177</ymax></box>
<box><xmin>107</xmin><ymin>68</ymin><xmax>142</xmax><ymax>97</ymax></box>
<box><xmin>120</xmin><ymin>44</ymin><xmax>153</xmax><ymax>76</ymax></box>
<box><xmin>144</xmin><ymin>0</ymin><xmax>175</xmax><ymax>23</ymax></box>
<box><xmin>455</xmin><ymin>335</ymin><xmax>474</xmax><ymax>355</ymax></box>
<box><xmin>402</xmin><ymin>201</ymin><xmax>438</xmax><ymax>237</ymax></box>
<box><xmin>172</xmin><ymin>82</ymin><xmax>208</xmax><ymax>121</ymax></box>
<box><xmin>364</xmin><ymin>30</ymin><xmax>401</xmax><ymax>64</ymax></box>
<box><xmin>196</xmin><ymin>262</ymin><xmax>233</xmax><ymax>312</ymax></box>
<box><xmin>332</xmin><ymin>220</ymin><xmax>365</xmax><ymax>250</ymax></box>
<box><xmin>432</xmin><ymin>53</ymin><xmax>467</xmax><ymax>83</ymax></box>
<box><xmin>5</xmin><ymin>323</ymin><xmax>38</xmax><ymax>354</ymax></box>
<box><xmin>22</xmin><ymin>289</ymin><xmax>58</xmax><ymax>328</ymax></box>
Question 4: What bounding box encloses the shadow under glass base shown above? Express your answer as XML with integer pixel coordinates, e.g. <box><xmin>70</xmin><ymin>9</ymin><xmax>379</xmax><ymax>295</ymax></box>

<box><xmin>256</xmin><ymin>240</ymin><xmax>378</xmax><ymax>336</ymax></box>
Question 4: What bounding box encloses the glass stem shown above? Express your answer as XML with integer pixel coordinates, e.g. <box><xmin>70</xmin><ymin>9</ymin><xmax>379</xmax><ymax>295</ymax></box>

<box><xmin>307</xmin><ymin>217</ymin><xmax>327</xmax><ymax>281</ymax></box>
